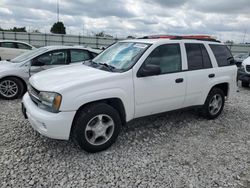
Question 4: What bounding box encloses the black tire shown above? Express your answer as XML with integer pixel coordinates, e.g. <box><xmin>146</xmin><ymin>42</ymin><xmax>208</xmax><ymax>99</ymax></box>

<box><xmin>72</xmin><ymin>103</ymin><xmax>122</xmax><ymax>153</ymax></box>
<box><xmin>0</xmin><ymin>77</ymin><xmax>25</xmax><ymax>100</ymax></box>
<box><xmin>202</xmin><ymin>88</ymin><xmax>225</xmax><ymax>120</ymax></box>
<box><xmin>242</xmin><ymin>81</ymin><xmax>249</xmax><ymax>88</ymax></box>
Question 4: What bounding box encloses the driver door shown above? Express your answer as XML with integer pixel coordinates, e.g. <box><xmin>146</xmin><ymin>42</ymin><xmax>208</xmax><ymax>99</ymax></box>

<box><xmin>134</xmin><ymin>43</ymin><xmax>187</xmax><ymax>118</ymax></box>
<box><xmin>29</xmin><ymin>50</ymin><xmax>69</xmax><ymax>76</ymax></box>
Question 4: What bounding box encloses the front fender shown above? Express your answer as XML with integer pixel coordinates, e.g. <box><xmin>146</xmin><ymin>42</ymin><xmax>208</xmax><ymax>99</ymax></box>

<box><xmin>60</xmin><ymin>88</ymin><xmax>134</xmax><ymax>122</ymax></box>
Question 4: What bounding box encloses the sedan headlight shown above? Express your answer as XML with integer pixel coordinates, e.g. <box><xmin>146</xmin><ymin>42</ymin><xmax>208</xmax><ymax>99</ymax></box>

<box><xmin>38</xmin><ymin>91</ymin><xmax>62</xmax><ymax>113</ymax></box>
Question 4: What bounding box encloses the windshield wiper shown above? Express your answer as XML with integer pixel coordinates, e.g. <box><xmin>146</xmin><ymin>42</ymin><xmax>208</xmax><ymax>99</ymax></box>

<box><xmin>99</xmin><ymin>63</ymin><xmax>115</xmax><ymax>72</ymax></box>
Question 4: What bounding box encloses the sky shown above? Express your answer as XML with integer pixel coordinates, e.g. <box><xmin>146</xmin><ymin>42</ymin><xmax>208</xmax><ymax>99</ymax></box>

<box><xmin>0</xmin><ymin>0</ymin><xmax>249</xmax><ymax>42</ymax></box>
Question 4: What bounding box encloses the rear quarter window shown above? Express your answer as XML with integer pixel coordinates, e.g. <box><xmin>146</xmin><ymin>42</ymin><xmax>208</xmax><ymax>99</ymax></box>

<box><xmin>209</xmin><ymin>44</ymin><xmax>234</xmax><ymax>67</ymax></box>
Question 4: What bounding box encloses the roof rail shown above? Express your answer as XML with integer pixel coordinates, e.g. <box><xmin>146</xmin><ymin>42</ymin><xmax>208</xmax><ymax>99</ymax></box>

<box><xmin>138</xmin><ymin>35</ymin><xmax>221</xmax><ymax>43</ymax></box>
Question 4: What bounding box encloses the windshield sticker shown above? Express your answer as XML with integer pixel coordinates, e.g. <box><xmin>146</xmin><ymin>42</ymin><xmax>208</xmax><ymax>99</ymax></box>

<box><xmin>134</xmin><ymin>44</ymin><xmax>148</xmax><ymax>49</ymax></box>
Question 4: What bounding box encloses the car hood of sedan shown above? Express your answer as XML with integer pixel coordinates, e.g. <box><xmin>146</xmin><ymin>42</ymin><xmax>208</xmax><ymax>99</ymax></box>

<box><xmin>0</xmin><ymin>60</ymin><xmax>20</xmax><ymax>71</ymax></box>
<box><xmin>29</xmin><ymin>64</ymin><xmax>117</xmax><ymax>92</ymax></box>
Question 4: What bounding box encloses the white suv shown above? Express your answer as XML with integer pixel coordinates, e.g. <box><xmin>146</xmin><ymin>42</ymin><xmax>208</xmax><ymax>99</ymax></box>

<box><xmin>22</xmin><ymin>35</ymin><xmax>237</xmax><ymax>152</ymax></box>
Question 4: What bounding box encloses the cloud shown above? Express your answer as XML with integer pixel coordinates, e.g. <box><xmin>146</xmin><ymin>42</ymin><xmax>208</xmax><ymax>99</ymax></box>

<box><xmin>0</xmin><ymin>0</ymin><xmax>249</xmax><ymax>42</ymax></box>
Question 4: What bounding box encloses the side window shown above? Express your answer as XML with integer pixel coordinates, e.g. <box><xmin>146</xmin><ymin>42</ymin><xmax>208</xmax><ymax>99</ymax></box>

<box><xmin>185</xmin><ymin>43</ymin><xmax>203</xmax><ymax>70</ymax></box>
<box><xmin>70</xmin><ymin>49</ymin><xmax>91</xmax><ymax>63</ymax></box>
<box><xmin>36</xmin><ymin>50</ymin><xmax>68</xmax><ymax>65</ymax></box>
<box><xmin>0</xmin><ymin>42</ymin><xmax>15</xmax><ymax>48</ymax></box>
<box><xmin>17</xmin><ymin>43</ymin><xmax>32</xmax><ymax>50</ymax></box>
<box><xmin>143</xmin><ymin>44</ymin><xmax>182</xmax><ymax>74</ymax></box>
<box><xmin>209</xmin><ymin>44</ymin><xmax>234</xmax><ymax>67</ymax></box>
<box><xmin>185</xmin><ymin>43</ymin><xmax>212</xmax><ymax>70</ymax></box>
<box><xmin>200</xmin><ymin>44</ymin><xmax>212</xmax><ymax>69</ymax></box>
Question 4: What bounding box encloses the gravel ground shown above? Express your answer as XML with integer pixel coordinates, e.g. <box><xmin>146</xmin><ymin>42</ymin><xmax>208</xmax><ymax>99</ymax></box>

<box><xmin>0</xmin><ymin>86</ymin><xmax>250</xmax><ymax>188</ymax></box>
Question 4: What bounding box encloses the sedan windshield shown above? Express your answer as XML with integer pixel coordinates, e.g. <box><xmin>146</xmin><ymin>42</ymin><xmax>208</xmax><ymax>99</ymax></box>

<box><xmin>92</xmin><ymin>42</ymin><xmax>150</xmax><ymax>71</ymax></box>
<box><xmin>11</xmin><ymin>47</ymin><xmax>48</xmax><ymax>63</ymax></box>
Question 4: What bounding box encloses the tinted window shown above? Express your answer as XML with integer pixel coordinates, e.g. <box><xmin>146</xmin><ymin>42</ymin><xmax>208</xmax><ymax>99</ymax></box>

<box><xmin>185</xmin><ymin>44</ymin><xmax>203</xmax><ymax>70</ymax></box>
<box><xmin>209</xmin><ymin>44</ymin><xmax>234</xmax><ymax>67</ymax></box>
<box><xmin>36</xmin><ymin>50</ymin><xmax>68</xmax><ymax>65</ymax></box>
<box><xmin>143</xmin><ymin>44</ymin><xmax>182</xmax><ymax>74</ymax></box>
<box><xmin>185</xmin><ymin>43</ymin><xmax>212</xmax><ymax>70</ymax></box>
<box><xmin>0</xmin><ymin>42</ymin><xmax>15</xmax><ymax>48</ymax></box>
<box><xmin>70</xmin><ymin>50</ymin><xmax>91</xmax><ymax>63</ymax></box>
<box><xmin>17</xmin><ymin>43</ymin><xmax>32</xmax><ymax>50</ymax></box>
<box><xmin>200</xmin><ymin>44</ymin><xmax>212</xmax><ymax>68</ymax></box>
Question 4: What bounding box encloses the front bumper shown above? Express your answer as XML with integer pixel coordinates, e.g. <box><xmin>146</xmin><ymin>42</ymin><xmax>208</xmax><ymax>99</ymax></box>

<box><xmin>238</xmin><ymin>69</ymin><xmax>250</xmax><ymax>82</ymax></box>
<box><xmin>22</xmin><ymin>93</ymin><xmax>76</xmax><ymax>140</ymax></box>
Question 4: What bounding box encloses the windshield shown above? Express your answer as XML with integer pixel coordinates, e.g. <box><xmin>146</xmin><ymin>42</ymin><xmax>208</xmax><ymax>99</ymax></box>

<box><xmin>11</xmin><ymin>47</ymin><xmax>48</xmax><ymax>63</ymax></box>
<box><xmin>92</xmin><ymin>42</ymin><xmax>150</xmax><ymax>71</ymax></box>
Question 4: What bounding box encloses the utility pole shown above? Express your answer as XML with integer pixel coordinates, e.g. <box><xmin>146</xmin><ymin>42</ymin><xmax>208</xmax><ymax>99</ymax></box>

<box><xmin>57</xmin><ymin>0</ymin><xmax>60</xmax><ymax>22</ymax></box>
<box><xmin>242</xmin><ymin>29</ymin><xmax>247</xmax><ymax>44</ymax></box>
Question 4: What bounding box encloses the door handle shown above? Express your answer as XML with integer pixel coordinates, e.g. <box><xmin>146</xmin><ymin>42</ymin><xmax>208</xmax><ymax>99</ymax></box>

<box><xmin>208</xmin><ymin>74</ymin><xmax>215</xmax><ymax>78</ymax></box>
<box><xmin>175</xmin><ymin>78</ymin><xmax>184</xmax><ymax>83</ymax></box>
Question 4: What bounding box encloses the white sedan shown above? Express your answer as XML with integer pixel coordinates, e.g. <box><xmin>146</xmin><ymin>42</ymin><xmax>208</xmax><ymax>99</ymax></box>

<box><xmin>0</xmin><ymin>40</ymin><xmax>36</xmax><ymax>61</ymax></box>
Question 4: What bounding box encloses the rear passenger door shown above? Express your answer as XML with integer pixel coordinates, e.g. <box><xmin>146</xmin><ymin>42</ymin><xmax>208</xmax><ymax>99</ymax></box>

<box><xmin>184</xmin><ymin>43</ymin><xmax>215</xmax><ymax>107</ymax></box>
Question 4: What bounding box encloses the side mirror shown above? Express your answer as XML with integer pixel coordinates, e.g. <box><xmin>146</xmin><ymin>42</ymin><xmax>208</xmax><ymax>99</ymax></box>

<box><xmin>31</xmin><ymin>59</ymin><xmax>45</xmax><ymax>66</ymax></box>
<box><xmin>137</xmin><ymin>64</ymin><xmax>161</xmax><ymax>77</ymax></box>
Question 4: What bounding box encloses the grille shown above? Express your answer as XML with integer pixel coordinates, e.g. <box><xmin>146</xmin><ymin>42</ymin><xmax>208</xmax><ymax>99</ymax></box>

<box><xmin>246</xmin><ymin>65</ymin><xmax>250</xmax><ymax>72</ymax></box>
<box><xmin>28</xmin><ymin>85</ymin><xmax>41</xmax><ymax>105</ymax></box>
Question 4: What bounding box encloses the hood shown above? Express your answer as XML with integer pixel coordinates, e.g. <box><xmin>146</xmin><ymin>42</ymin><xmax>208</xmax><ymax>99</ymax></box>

<box><xmin>242</xmin><ymin>57</ymin><xmax>250</xmax><ymax>66</ymax></box>
<box><xmin>30</xmin><ymin>64</ymin><xmax>116</xmax><ymax>92</ymax></box>
<box><xmin>0</xmin><ymin>60</ymin><xmax>20</xmax><ymax>71</ymax></box>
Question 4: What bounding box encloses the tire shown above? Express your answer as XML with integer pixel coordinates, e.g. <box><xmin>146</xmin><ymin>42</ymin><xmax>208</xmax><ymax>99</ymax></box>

<box><xmin>0</xmin><ymin>77</ymin><xmax>24</xmax><ymax>100</ymax></box>
<box><xmin>72</xmin><ymin>103</ymin><xmax>122</xmax><ymax>153</ymax></box>
<box><xmin>202</xmin><ymin>88</ymin><xmax>225</xmax><ymax>120</ymax></box>
<box><xmin>242</xmin><ymin>81</ymin><xmax>249</xmax><ymax>88</ymax></box>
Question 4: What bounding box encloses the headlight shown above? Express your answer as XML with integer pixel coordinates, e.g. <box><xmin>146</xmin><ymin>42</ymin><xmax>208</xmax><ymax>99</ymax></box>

<box><xmin>38</xmin><ymin>91</ymin><xmax>62</xmax><ymax>113</ymax></box>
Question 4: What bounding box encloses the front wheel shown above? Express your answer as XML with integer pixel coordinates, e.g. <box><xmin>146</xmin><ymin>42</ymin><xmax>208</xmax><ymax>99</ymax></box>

<box><xmin>202</xmin><ymin>88</ymin><xmax>225</xmax><ymax>119</ymax></box>
<box><xmin>0</xmin><ymin>77</ymin><xmax>24</xmax><ymax>100</ymax></box>
<box><xmin>72</xmin><ymin>103</ymin><xmax>122</xmax><ymax>153</ymax></box>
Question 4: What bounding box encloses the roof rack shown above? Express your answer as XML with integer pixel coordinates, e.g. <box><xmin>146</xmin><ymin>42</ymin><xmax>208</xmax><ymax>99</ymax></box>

<box><xmin>138</xmin><ymin>35</ymin><xmax>221</xmax><ymax>43</ymax></box>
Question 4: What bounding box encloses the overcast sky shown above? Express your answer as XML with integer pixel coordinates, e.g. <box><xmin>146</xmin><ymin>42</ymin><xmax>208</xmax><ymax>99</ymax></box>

<box><xmin>0</xmin><ymin>0</ymin><xmax>249</xmax><ymax>42</ymax></box>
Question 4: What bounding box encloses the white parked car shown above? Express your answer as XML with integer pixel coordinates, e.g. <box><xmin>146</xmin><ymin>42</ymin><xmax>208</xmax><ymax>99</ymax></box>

<box><xmin>22</xmin><ymin>35</ymin><xmax>237</xmax><ymax>152</ymax></box>
<box><xmin>0</xmin><ymin>40</ymin><xmax>36</xmax><ymax>60</ymax></box>
<box><xmin>234</xmin><ymin>52</ymin><xmax>250</xmax><ymax>67</ymax></box>
<box><xmin>0</xmin><ymin>46</ymin><xmax>101</xmax><ymax>99</ymax></box>
<box><xmin>238</xmin><ymin>56</ymin><xmax>250</xmax><ymax>87</ymax></box>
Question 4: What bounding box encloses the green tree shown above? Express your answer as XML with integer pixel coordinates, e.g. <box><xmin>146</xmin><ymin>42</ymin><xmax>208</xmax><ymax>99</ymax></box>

<box><xmin>50</xmin><ymin>21</ymin><xmax>66</xmax><ymax>34</ymax></box>
<box><xmin>0</xmin><ymin>27</ymin><xmax>26</xmax><ymax>32</ymax></box>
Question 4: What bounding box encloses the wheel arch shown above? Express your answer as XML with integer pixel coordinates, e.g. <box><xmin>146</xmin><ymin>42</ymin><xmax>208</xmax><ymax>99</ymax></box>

<box><xmin>70</xmin><ymin>98</ymin><xmax>127</xmax><ymax>138</ymax></box>
<box><xmin>209</xmin><ymin>82</ymin><xmax>229</xmax><ymax>97</ymax></box>
<box><xmin>0</xmin><ymin>75</ymin><xmax>27</xmax><ymax>94</ymax></box>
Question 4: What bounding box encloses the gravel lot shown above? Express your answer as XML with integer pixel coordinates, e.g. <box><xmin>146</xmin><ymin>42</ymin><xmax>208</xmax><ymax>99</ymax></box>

<box><xmin>0</xmin><ymin>85</ymin><xmax>250</xmax><ymax>188</ymax></box>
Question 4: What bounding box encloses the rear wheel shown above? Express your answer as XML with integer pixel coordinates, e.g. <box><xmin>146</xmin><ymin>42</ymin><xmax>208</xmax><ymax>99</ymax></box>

<box><xmin>72</xmin><ymin>103</ymin><xmax>122</xmax><ymax>153</ymax></box>
<box><xmin>202</xmin><ymin>88</ymin><xmax>225</xmax><ymax>119</ymax></box>
<box><xmin>0</xmin><ymin>77</ymin><xmax>24</xmax><ymax>100</ymax></box>
<box><xmin>242</xmin><ymin>81</ymin><xmax>249</xmax><ymax>88</ymax></box>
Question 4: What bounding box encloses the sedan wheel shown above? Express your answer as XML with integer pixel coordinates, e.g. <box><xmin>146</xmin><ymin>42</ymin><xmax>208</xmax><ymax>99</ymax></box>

<box><xmin>0</xmin><ymin>77</ymin><xmax>24</xmax><ymax>100</ymax></box>
<box><xmin>0</xmin><ymin>80</ymin><xmax>19</xmax><ymax>98</ymax></box>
